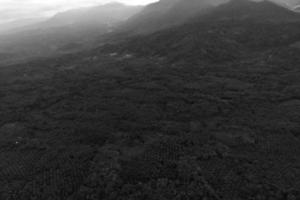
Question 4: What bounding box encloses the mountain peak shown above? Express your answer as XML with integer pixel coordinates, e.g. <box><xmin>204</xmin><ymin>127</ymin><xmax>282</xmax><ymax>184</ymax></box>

<box><xmin>202</xmin><ymin>0</ymin><xmax>300</xmax><ymax>22</ymax></box>
<box><xmin>123</xmin><ymin>0</ymin><xmax>224</xmax><ymax>34</ymax></box>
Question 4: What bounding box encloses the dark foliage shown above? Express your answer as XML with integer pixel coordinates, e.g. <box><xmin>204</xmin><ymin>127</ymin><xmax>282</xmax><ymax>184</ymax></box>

<box><xmin>1</xmin><ymin>0</ymin><xmax>300</xmax><ymax>199</ymax></box>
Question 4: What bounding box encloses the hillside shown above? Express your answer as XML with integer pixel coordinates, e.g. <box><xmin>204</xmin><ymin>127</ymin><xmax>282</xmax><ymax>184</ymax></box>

<box><xmin>104</xmin><ymin>0</ymin><xmax>300</xmax><ymax>62</ymax></box>
<box><xmin>122</xmin><ymin>0</ymin><xmax>228</xmax><ymax>34</ymax></box>
<box><xmin>44</xmin><ymin>2</ymin><xmax>143</xmax><ymax>29</ymax></box>
<box><xmin>201</xmin><ymin>0</ymin><xmax>300</xmax><ymax>22</ymax></box>
<box><xmin>0</xmin><ymin>0</ymin><xmax>300</xmax><ymax>199</ymax></box>
<box><xmin>0</xmin><ymin>3</ymin><xmax>143</xmax><ymax>64</ymax></box>
<box><xmin>1</xmin><ymin>34</ymin><xmax>300</xmax><ymax>200</ymax></box>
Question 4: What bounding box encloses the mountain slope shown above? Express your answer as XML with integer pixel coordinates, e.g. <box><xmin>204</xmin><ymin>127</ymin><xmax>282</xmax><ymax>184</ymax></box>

<box><xmin>122</xmin><ymin>0</ymin><xmax>228</xmax><ymax>34</ymax></box>
<box><xmin>200</xmin><ymin>0</ymin><xmax>300</xmax><ymax>22</ymax></box>
<box><xmin>104</xmin><ymin>0</ymin><xmax>300</xmax><ymax>62</ymax></box>
<box><xmin>0</xmin><ymin>3</ymin><xmax>143</xmax><ymax>64</ymax></box>
<box><xmin>271</xmin><ymin>0</ymin><xmax>300</xmax><ymax>8</ymax></box>
<box><xmin>1</xmin><ymin>5</ymin><xmax>300</xmax><ymax>198</ymax></box>
<box><xmin>44</xmin><ymin>2</ymin><xmax>143</xmax><ymax>30</ymax></box>
<box><xmin>1</xmin><ymin>1</ymin><xmax>300</xmax><ymax>199</ymax></box>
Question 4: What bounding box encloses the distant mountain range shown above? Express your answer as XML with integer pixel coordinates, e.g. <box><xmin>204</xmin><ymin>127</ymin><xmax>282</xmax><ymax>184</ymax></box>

<box><xmin>0</xmin><ymin>2</ymin><xmax>143</xmax><ymax>34</ymax></box>
<box><xmin>43</xmin><ymin>2</ymin><xmax>143</xmax><ymax>30</ymax></box>
<box><xmin>0</xmin><ymin>0</ymin><xmax>298</xmax><ymax>35</ymax></box>
<box><xmin>0</xmin><ymin>2</ymin><xmax>143</xmax><ymax>63</ymax></box>
<box><xmin>0</xmin><ymin>0</ymin><xmax>299</xmax><ymax>65</ymax></box>
<box><xmin>0</xmin><ymin>18</ymin><xmax>46</xmax><ymax>34</ymax></box>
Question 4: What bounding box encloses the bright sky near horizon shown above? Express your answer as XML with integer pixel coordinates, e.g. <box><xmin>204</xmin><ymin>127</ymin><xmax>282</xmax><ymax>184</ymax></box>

<box><xmin>0</xmin><ymin>0</ymin><xmax>158</xmax><ymax>24</ymax></box>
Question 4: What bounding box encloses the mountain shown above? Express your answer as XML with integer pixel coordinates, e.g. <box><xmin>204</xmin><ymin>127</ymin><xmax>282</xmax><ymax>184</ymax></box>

<box><xmin>200</xmin><ymin>0</ymin><xmax>300</xmax><ymax>22</ymax></box>
<box><xmin>44</xmin><ymin>2</ymin><xmax>143</xmax><ymax>30</ymax></box>
<box><xmin>0</xmin><ymin>18</ymin><xmax>46</xmax><ymax>35</ymax></box>
<box><xmin>122</xmin><ymin>0</ymin><xmax>299</xmax><ymax>35</ymax></box>
<box><xmin>0</xmin><ymin>3</ymin><xmax>143</xmax><ymax>64</ymax></box>
<box><xmin>271</xmin><ymin>0</ymin><xmax>300</xmax><ymax>8</ymax></box>
<box><xmin>103</xmin><ymin>0</ymin><xmax>300</xmax><ymax>62</ymax></box>
<box><xmin>1</xmin><ymin>0</ymin><xmax>300</xmax><ymax>199</ymax></box>
<box><xmin>122</xmin><ymin>0</ymin><xmax>228</xmax><ymax>34</ymax></box>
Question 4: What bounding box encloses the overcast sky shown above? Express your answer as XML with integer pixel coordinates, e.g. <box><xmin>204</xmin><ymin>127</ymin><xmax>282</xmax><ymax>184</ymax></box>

<box><xmin>0</xmin><ymin>0</ymin><xmax>158</xmax><ymax>24</ymax></box>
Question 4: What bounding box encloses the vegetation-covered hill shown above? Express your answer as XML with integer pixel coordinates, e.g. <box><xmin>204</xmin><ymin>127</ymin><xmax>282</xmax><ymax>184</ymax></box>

<box><xmin>0</xmin><ymin>3</ymin><xmax>143</xmax><ymax>65</ymax></box>
<box><xmin>0</xmin><ymin>0</ymin><xmax>300</xmax><ymax>199</ymax></box>
<box><xmin>44</xmin><ymin>2</ymin><xmax>143</xmax><ymax>30</ymax></box>
<box><xmin>103</xmin><ymin>0</ymin><xmax>300</xmax><ymax>63</ymax></box>
<box><xmin>200</xmin><ymin>0</ymin><xmax>300</xmax><ymax>22</ymax></box>
<box><xmin>122</xmin><ymin>0</ymin><xmax>228</xmax><ymax>34</ymax></box>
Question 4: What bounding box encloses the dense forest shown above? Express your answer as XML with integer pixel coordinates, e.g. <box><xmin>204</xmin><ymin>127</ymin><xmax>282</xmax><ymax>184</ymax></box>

<box><xmin>0</xmin><ymin>0</ymin><xmax>300</xmax><ymax>199</ymax></box>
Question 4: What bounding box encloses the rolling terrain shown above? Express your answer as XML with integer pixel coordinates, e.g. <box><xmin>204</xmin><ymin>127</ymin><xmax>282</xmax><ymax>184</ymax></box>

<box><xmin>0</xmin><ymin>3</ymin><xmax>143</xmax><ymax>65</ymax></box>
<box><xmin>0</xmin><ymin>0</ymin><xmax>300</xmax><ymax>199</ymax></box>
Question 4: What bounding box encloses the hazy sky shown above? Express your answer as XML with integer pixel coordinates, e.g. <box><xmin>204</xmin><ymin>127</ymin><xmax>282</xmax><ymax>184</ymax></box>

<box><xmin>0</xmin><ymin>0</ymin><xmax>158</xmax><ymax>24</ymax></box>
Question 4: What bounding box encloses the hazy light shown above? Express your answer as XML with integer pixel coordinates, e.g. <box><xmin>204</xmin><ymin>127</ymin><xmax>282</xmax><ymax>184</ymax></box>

<box><xmin>0</xmin><ymin>0</ymin><xmax>158</xmax><ymax>24</ymax></box>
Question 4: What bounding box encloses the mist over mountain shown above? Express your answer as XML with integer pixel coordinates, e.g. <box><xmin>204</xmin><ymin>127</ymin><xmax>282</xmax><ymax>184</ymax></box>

<box><xmin>0</xmin><ymin>18</ymin><xmax>46</xmax><ymax>34</ymax></box>
<box><xmin>44</xmin><ymin>2</ymin><xmax>143</xmax><ymax>29</ymax></box>
<box><xmin>0</xmin><ymin>2</ymin><xmax>143</xmax><ymax>64</ymax></box>
<box><xmin>0</xmin><ymin>0</ymin><xmax>299</xmax><ymax>65</ymax></box>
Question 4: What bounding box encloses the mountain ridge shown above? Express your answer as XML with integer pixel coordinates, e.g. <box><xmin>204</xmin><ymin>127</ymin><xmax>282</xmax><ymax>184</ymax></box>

<box><xmin>0</xmin><ymin>2</ymin><xmax>144</xmax><ymax>64</ymax></box>
<box><xmin>198</xmin><ymin>0</ymin><xmax>300</xmax><ymax>22</ymax></box>
<box><xmin>121</xmin><ymin>0</ymin><xmax>229</xmax><ymax>34</ymax></box>
<box><xmin>103</xmin><ymin>0</ymin><xmax>300</xmax><ymax>63</ymax></box>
